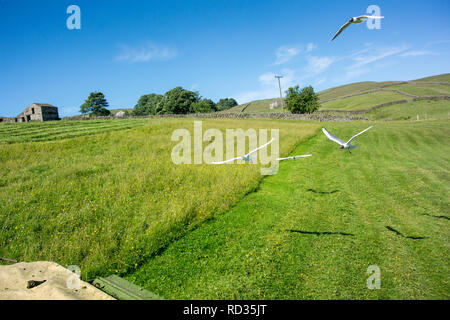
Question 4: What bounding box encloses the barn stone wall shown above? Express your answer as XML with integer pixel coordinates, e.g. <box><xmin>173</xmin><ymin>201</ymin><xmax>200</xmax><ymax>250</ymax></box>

<box><xmin>15</xmin><ymin>104</ymin><xmax>60</xmax><ymax>122</ymax></box>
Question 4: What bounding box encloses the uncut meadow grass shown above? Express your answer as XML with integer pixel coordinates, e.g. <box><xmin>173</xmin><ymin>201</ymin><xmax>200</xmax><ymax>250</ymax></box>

<box><xmin>0</xmin><ymin>118</ymin><xmax>319</xmax><ymax>280</ymax></box>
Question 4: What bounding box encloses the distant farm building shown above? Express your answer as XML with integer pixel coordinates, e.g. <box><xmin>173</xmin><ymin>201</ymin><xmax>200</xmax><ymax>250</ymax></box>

<box><xmin>0</xmin><ymin>117</ymin><xmax>13</xmax><ymax>123</ymax></box>
<box><xmin>269</xmin><ymin>99</ymin><xmax>283</xmax><ymax>109</ymax></box>
<box><xmin>15</xmin><ymin>103</ymin><xmax>60</xmax><ymax>122</ymax></box>
<box><xmin>115</xmin><ymin>110</ymin><xmax>125</xmax><ymax>118</ymax></box>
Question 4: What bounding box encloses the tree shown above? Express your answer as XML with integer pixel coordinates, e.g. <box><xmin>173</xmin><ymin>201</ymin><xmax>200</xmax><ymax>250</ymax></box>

<box><xmin>132</xmin><ymin>94</ymin><xmax>164</xmax><ymax>115</ymax></box>
<box><xmin>285</xmin><ymin>85</ymin><xmax>320</xmax><ymax>114</ymax></box>
<box><xmin>216</xmin><ymin>98</ymin><xmax>238</xmax><ymax>111</ymax></box>
<box><xmin>191</xmin><ymin>99</ymin><xmax>216</xmax><ymax>113</ymax></box>
<box><xmin>80</xmin><ymin>92</ymin><xmax>111</xmax><ymax>116</ymax></box>
<box><xmin>161</xmin><ymin>87</ymin><xmax>199</xmax><ymax>114</ymax></box>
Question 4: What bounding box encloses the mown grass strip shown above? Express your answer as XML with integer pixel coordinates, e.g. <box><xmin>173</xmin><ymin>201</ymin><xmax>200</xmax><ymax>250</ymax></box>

<box><xmin>127</xmin><ymin>120</ymin><xmax>449</xmax><ymax>299</ymax></box>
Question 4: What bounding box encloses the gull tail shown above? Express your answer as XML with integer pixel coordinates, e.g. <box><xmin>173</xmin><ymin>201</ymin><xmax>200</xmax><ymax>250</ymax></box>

<box><xmin>349</xmin><ymin>145</ymin><xmax>358</xmax><ymax>150</ymax></box>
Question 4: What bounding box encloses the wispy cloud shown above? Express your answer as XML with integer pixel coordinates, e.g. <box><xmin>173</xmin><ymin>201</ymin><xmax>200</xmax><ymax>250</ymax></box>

<box><xmin>305</xmin><ymin>55</ymin><xmax>335</xmax><ymax>76</ymax></box>
<box><xmin>349</xmin><ymin>45</ymin><xmax>408</xmax><ymax>69</ymax></box>
<box><xmin>334</xmin><ymin>44</ymin><xmax>408</xmax><ymax>82</ymax></box>
<box><xmin>306</xmin><ymin>42</ymin><xmax>317</xmax><ymax>52</ymax></box>
<box><xmin>273</xmin><ymin>46</ymin><xmax>302</xmax><ymax>65</ymax></box>
<box><xmin>115</xmin><ymin>43</ymin><xmax>177</xmax><ymax>63</ymax></box>
<box><xmin>235</xmin><ymin>69</ymin><xmax>296</xmax><ymax>104</ymax></box>
<box><xmin>401</xmin><ymin>50</ymin><xmax>437</xmax><ymax>57</ymax></box>
<box><xmin>237</xmin><ymin>41</ymin><xmax>433</xmax><ymax>104</ymax></box>
<box><xmin>425</xmin><ymin>39</ymin><xmax>450</xmax><ymax>47</ymax></box>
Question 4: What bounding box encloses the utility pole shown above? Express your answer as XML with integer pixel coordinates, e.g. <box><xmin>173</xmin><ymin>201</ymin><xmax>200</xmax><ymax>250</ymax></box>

<box><xmin>275</xmin><ymin>75</ymin><xmax>284</xmax><ymax>109</ymax></box>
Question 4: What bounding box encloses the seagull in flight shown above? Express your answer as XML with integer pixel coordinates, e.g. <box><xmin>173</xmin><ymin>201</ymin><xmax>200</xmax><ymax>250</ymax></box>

<box><xmin>322</xmin><ymin>126</ymin><xmax>373</xmax><ymax>153</ymax></box>
<box><xmin>276</xmin><ymin>154</ymin><xmax>312</xmax><ymax>161</ymax></box>
<box><xmin>211</xmin><ymin>138</ymin><xmax>274</xmax><ymax>164</ymax></box>
<box><xmin>331</xmin><ymin>15</ymin><xmax>384</xmax><ymax>41</ymax></box>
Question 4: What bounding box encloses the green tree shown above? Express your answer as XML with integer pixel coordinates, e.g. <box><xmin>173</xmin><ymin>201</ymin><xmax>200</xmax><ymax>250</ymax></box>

<box><xmin>191</xmin><ymin>99</ymin><xmax>216</xmax><ymax>113</ymax></box>
<box><xmin>216</xmin><ymin>98</ymin><xmax>238</xmax><ymax>111</ymax></box>
<box><xmin>80</xmin><ymin>92</ymin><xmax>111</xmax><ymax>116</ymax></box>
<box><xmin>132</xmin><ymin>94</ymin><xmax>164</xmax><ymax>115</ymax></box>
<box><xmin>285</xmin><ymin>85</ymin><xmax>320</xmax><ymax>114</ymax></box>
<box><xmin>161</xmin><ymin>87</ymin><xmax>199</xmax><ymax>114</ymax></box>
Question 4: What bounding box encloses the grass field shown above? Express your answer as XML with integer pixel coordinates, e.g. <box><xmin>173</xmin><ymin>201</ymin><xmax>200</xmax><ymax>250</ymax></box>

<box><xmin>367</xmin><ymin>100</ymin><xmax>450</xmax><ymax>120</ymax></box>
<box><xmin>320</xmin><ymin>91</ymin><xmax>407</xmax><ymax>111</ymax></box>
<box><xmin>0</xmin><ymin>118</ymin><xmax>318</xmax><ymax>280</ymax></box>
<box><xmin>0</xmin><ymin>119</ymin><xmax>149</xmax><ymax>143</ymax></box>
<box><xmin>126</xmin><ymin>120</ymin><xmax>450</xmax><ymax>299</ymax></box>
<box><xmin>1</xmin><ymin>74</ymin><xmax>449</xmax><ymax>299</ymax></box>
<box><xmin>414</xmin><ymin>74</ymin><xmax>450</xmax><ymax>82</ymax></box>
<box><xmin>318</xmin><ymin>81</ymin><xmax>401</xmax><ymax>101</ymax></box>
<box><xmin>386</xmin><ymin>84</ymin><xmax>450</xmax><ymax>97</ymax></box>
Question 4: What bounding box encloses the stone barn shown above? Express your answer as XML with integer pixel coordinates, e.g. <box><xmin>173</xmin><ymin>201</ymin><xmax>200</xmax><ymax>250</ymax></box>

<box><xmin>15</xmin><ymin>103</ymin><xmax>60</xmax><ymax>122</ymax></box>
<box><xmin>269</xmin><ymin>99</ymin><xmax>283</xmax><ymax>109</ymax></box>
<box><xmin>0</xmin><ymin>117</ymin><xmax>15</xmax><ymax>123</ymax></box>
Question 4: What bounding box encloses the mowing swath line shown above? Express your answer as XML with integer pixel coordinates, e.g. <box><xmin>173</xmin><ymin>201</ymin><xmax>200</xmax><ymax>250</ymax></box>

<box><xmin>0</xmin><ymin>121</ymin><xmax>149</xmax><ymax>143</ymax></box>
<box><xmin>0</xmin><ymin>119</ymin><xmax>149</xmax><ymax>134</ymax></box>
<box><xmin>0</xmin><ymin>120</ymin><xmax>148</xmax><ymax>135</ymax></box>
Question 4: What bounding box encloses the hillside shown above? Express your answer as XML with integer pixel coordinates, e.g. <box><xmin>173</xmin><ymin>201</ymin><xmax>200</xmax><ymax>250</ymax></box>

<box><xmin>222</xmin><ymin>73</ymin><xmax>450</xmax><ymax>120</ymax></box>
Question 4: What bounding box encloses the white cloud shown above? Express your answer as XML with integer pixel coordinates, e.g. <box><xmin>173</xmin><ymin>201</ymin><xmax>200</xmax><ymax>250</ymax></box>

<box><xmin>305</xmin><ymin>56</ymin><xmax>335</xmax><ymax>76</ymax></box>
<box><xmin>401</xmin><ymin>50</ymin><xmax>437</xmax><ymax>57</ymax></box>
<box><xmin>273</xmin><ymin>46</ymin><xmax>301</xmax><ymax>65</ymax></box>
<box><xmin>306</xmin><ymin>42</ymin><xmax>317</xmax><ymax>52</ymax></box>
<box><xmin>115</xmin><ymin>43</ymin><xmax>177</xmax><ymax>63</ymax></box>
<box><xmin>425</xmin><ymin>40</ymin><xmax>450</xmax><ymax>47</ymax></box>
<box><xmin>349</xmin><ymin>45</ymin><xmax>408</xmax><ymax>69</ymax></box>
<box><xmin>258</xmin><ymin>72</ymin><xmax>277</xmax><ymax>86</ymax></box>
<box><xmin>313</xmin><ymin>77</ymin><xmax>327</xmax><ymax>86</ymax></box>
<box><xmin>235</xmin><ymin>69</ymin><xmax>297</xmax><ymax>104</ymax></box>
<box><xmin>334</xmin><ymin>45</ymin><xmax>410</xmax><ymax>82</ymax></box>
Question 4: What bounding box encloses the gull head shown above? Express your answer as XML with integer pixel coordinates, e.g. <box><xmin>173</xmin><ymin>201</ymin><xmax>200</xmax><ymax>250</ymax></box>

<box><xmin>339</xmin><ymin>145</ymin><xmax>344</xmax><ymax>149</ymax></box>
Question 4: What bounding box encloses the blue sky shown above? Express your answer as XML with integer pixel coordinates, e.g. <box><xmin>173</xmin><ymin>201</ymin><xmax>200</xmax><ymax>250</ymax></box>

<box><xmin>0</xmin><ymin>0</ymin><xmax>449</xmax><ymax>117</ymax></box>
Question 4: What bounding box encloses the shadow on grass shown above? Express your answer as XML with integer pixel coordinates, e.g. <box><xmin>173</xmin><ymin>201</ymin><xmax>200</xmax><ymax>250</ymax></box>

<box><xmin>286</xmin><ymin>229</ymin><xmax>353</xmax><ymax>236</ymax></box>
<box><xmin>419</xmin><ymin>213</ymin><xmax>450</xmax><ymax>221</ymax></box>
<box><xmin>306</xmin><ymin>188</ymin><xmax>339</xmax><ymax>195</ymax></box>
<box><xmin>385</xmin><ymin>226</ymin><xmax>427</xmax><ymax>240</ymax></box>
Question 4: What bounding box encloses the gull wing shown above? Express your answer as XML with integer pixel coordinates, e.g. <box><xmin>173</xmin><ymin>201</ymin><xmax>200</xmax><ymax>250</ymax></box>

<box><xmin>276</xmin><ymin>154</ymin><xmax>312</xmax><ymax>161</ymax></box>
<box><xmin>357</xmin><ymin>15</ymin><xmax>384</xmax><ymax>19</ymax></box>
<box><xmin>245</xmin><ymin>138</ymin><xmax>274</xmax><ymax>157</ymax></box>
<box><xmin>211</xmin><ymin>156</ymin><xmax>242</xmax><ymax>164</ymax></box>
<box><xmin>322</xmin><ymin>128</ymin><xmax>345</xmax><ymax>145</ymax></box>
<box><xmin>346</xmin><ymin>126</ymin><xmax>373</xmax><ymax>144</ymax></box>
<box><xmin>331</xmin><ymin>20</ymin><xmax>352</xmax><ymax>41</ymax></box>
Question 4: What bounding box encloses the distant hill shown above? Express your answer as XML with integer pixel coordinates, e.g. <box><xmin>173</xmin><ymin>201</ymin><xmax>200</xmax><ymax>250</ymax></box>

<box><xmin>222</xmin><ymin>73</ymin><xmax>450</xmax><ymax>119</ymax></box>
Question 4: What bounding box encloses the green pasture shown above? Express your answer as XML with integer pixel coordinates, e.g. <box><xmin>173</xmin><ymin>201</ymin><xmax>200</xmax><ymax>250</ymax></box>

<box><xmin>0</xmin><ymin>118</ymin><xmax>318</xmax><ymax>280</ymax></box>
<box><xmin>127</xmin><ymin>120</ymin><xmax>450</xmax><ymax>299</ymax></box>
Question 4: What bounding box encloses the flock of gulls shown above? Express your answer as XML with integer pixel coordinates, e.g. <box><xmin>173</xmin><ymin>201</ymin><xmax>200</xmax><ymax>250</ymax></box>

<box><xmin>212</xmin><ymin>12</ymin><xmax>382</xmax><ymax>164</ymax></box>
<box><xmin>212</xmin><ymin>126</ymin><xmax>374</xmax><ymax>164</ymax></box>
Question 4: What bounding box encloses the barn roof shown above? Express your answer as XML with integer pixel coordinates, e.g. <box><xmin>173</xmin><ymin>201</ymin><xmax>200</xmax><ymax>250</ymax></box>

<box><xmin>30</xmin><ymin>103</ymin><xmax>58</xmax><ymax>108</ymax></box>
